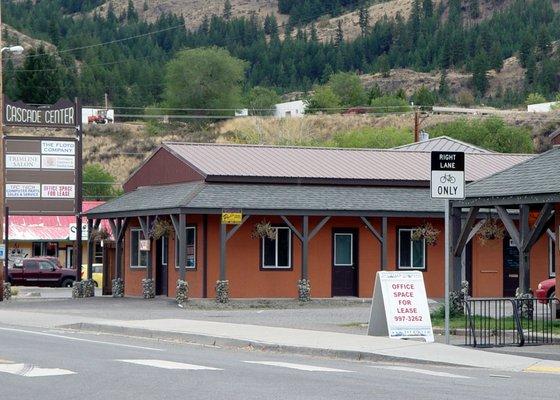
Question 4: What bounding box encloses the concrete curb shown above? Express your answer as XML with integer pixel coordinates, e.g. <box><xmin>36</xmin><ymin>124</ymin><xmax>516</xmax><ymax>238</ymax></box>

<box><xmin>63</xmin><ymin>322</ymin><xmax>459</xmax><ymax>367</ymax></box>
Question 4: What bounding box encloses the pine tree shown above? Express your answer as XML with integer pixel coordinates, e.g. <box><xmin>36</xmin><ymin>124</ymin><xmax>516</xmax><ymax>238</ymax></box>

<box><xmin>438</xmin><ymin>69</ymin><xmax>449</xmax><ymax>99</ymax></box>
<box><xmin>358</xmin><ymin>6</ymin><xmax>369</xmax><ymax>37</ymax></box>
<box><xmin>410</xmin><ymin>0</ymin><xmax>421</xmax><ymax>43</ymax></box>
<box><xmin>378</xmin><ymin>54</ymin><xmax>390</xmax><ymax>78</ymax></box>
<box><xmin>489</xmin><ymin>42</ymin><xmax>503</xmax><ymax>72</ymax></box>
<box><xmin>469</xmin><ymin>0</ymin><xmax>480</xmax><ymax>20</ymax></box>
<box><xmin>16</xmin><ymin>46</ymin><xmax>63</xmax><ymax>104</ymax></box>
<box><xmin>335</xmin><ymin>20</ymin><xmax>344</xmax><ymax>46</ymax></box>
<box><xmin>472</xmin><ymin>51</ymin><xmax>489</xmax><ymax>96</ymax></box>
<box><xmin>223</xmin><ymin>0</ymin><xmax>232</xmax><ymax>20</ymax></box>
<box><xmin>422</xmin><ymin>0</ymin><xmax>433</xmax><ymax>19</ymax></box>
<box><xmin>448</xmin><ymin>0</ymin><xmax>462</xmax><ymax>25</ymax></box>
<box><xmin>264</xmin><ymin>14</ymin><xmax>279</xmax><ymax>37</ymax></box>
<box><xmin>536</xmin><ymin>26</ymin><xmax>552</xmax><ymax>60</ymax></box>
<box><xmin>519</xmin><ymin>32</ymin><xmax>535</xmax><ymax>68</ymax></box>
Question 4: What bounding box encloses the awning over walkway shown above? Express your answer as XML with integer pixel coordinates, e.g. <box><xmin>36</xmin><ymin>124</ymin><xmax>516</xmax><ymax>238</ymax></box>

<box><xmin>84</xmin><ymin>181</ymin><xmax>446</xmax><ymax>218</ymax></box>
<box><xmin>8</xmin><ymin>201</ymin><xmax>111</xmax><ymax>241</ymax></box>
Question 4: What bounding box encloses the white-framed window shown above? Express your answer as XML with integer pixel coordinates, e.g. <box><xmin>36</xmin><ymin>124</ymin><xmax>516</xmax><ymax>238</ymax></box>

<box><xmin>334</xmin><ymin>233</ymin><xmax>353</xmax><ymax>266</ymax></box>
<box><xmin>398</xmin><ymin>228</ymin><xmax>426</xmax><ymax>270</ymax></box>
<box><xmin>130</xmin><ymin>229</ymin><xmax>149</xmax><ymax>268</ymax></box>
<box><xmin>175</xmin><ymin>226</ymin><xmax>196</xmax><ymax>269</ymax></box>
<box><xmin>549</xmin><ymin>235</ymin><xmax>556</xmax><ymax>278</ymax></box>
<box><xmin>161</xmin><ymin>236</ymin><xmax>168</xmax><ymax>266</ymax></box>
<box><xmin>262</xmin><ymin>227</ymin><xmax>291</xmax><ymax>269</ymax></box>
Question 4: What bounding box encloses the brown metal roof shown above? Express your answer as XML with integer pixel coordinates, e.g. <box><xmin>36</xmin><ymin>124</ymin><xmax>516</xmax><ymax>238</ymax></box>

<box><xmin>163</xmin><ymin>142</ymin><xmax>531</xmax><ymax>184</ymax></box>
<box><xmin>392</xmin><ymin>136</ymin><xmax>493</xmax><ymax>154</ymax></box>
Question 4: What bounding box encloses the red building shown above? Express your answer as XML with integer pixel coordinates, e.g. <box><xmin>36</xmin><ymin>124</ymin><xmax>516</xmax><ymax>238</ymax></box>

<box><xmin>84</xmin><ymin>141</ymin><xmax>554</xmax><ymax>299</ymax></box>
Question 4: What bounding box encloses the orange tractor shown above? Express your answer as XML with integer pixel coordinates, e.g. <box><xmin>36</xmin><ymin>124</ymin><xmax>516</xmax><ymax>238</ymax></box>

<box><xmin>87</xmin><ymin>109</ymin><xmax>113</xmax><ymax>124</ymax></box>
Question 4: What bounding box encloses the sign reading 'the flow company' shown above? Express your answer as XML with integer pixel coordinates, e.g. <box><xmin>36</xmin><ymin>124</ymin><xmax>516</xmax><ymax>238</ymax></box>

<box><xmin>430</xmin><ymin>151</ymin><xmax>465</xmax><ymax>199</ymax></box>
<box><xmin>367</xmin><ymin>271</ymin><xmax>434</xmax><ymax>343</ymax></box>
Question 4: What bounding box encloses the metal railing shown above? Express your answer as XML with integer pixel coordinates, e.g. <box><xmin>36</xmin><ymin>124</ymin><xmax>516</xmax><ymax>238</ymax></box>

<box><xmin>464</xmin><ymin>297</ymin><xmax>559</xmax><ymax>347</ymax></box>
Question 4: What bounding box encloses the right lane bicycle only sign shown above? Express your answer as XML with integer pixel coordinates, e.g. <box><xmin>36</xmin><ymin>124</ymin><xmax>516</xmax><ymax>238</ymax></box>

<box><xmin>430</xmin><ymin>151</ymin><xmax>465</xmax><ymax>199</ymax></box>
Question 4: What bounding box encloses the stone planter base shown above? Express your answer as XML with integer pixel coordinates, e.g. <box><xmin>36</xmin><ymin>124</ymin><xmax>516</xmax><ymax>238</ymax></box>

<box><xmin>72</xmin><ymin>281</ymin><xmax>84</xmax><ymax>299</ymax></box>
<box><xmin>297</xmin><ymin>279</ymin><xmax>311</xmax><ymax>302</ymax></box>
<box><xmin>142</xmin><ymin>278</ymin><xmax>155</xmax><ymax>299</ymax></box>
<box><xmin>112</xmin><ymin>278</ymin><xmax>124</xmax><ymax>298</ymax></box>
<box><xmin>3</xmin><ymin>282</ymin><xmax>12</xmax><ymax>301</ymax></box>
<box><xmin>215</xmin><ymin>280</ymin><xmax>229</xmax><ymax>303</ymax></box>
<box><xmin>176</xmin><ymin>279</ymin><xmax>189</xmax><ymax>305</ymax></box>
<box><xmin>83</xmin><ymin>279</ymin><xmax>95</xmax><ymax>298</ymax></box>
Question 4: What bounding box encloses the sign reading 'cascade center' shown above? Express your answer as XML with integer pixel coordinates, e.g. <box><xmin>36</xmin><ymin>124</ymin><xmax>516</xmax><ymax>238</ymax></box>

<box><xmin>367</xmin><ymin>271</ymin><xmax>434</xmax><ymax>342</ymax></box>
<box><xmin>3</xmin><ymin>96</ymin><xmax>76</xmax><ymax>128</ymax></box>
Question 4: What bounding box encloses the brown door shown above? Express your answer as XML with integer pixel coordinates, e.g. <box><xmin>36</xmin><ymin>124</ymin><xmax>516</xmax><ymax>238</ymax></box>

<box><xmin>102</xmin><ymin>242</ymin><xmax>115</xmax><ymax>295</ymax></box>
<box><xmin>503</xmin><ymin>237</ymin><xmax>519</xmax><ymax>297</ymax></box>
<box><xmin>332</xmin><ymin>229</ymin><xmax>358</xmax><ymax>296</ymax></box>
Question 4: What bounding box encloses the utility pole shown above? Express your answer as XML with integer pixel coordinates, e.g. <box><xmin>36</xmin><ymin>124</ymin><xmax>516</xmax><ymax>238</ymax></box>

<box><xmin>414</xmin><ymin>108</ymin><xmax>420</xmax><ymax>142</ymax></box>
<box><xmin>104</xmin><ymin>93</ymin><xmax>108</xmax><ymax>110</ymax></box>
<box><xmin>0</xmin><ymin>3</ymin><xmax>4</xmax><ymax>302</ymax></box>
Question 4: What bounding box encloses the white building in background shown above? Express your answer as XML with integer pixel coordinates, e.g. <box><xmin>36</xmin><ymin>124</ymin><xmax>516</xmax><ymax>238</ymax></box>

<box><xmin>82</xmin><ymin>108</ymin><xmax>115</xmax><ymax>124</ymax></box>
<box><xmin>527</xmin><ymin>102</ymin><xmax>559</xmax><ymax>113</ymax></box>
<box><xmin>235</xmin><ymin>108</ymin><xmax>249</xmax><ymax>117</ymax></box>
<box><xmin>274</xmin><ymin>100</ymin><xmax>307</xmax><ymax>118</ymax></box>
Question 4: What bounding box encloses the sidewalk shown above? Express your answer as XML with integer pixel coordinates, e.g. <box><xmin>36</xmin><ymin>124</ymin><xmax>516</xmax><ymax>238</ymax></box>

<box><xmin>2</xmin><ymin>307</ymin><xmax>559</xmax><ymax>373</ymax></box>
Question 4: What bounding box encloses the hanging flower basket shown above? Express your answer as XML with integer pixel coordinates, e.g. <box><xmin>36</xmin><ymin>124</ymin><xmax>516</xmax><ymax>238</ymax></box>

<box><xmin>91</xmin><ymin>228</ymin><xmax>110</xmax><ymax>242</ymax></box>
<box><xmin>149</xmin><ymin>218</ymin><xmax>174</xmax><ymax>240</ymax></box>
<box><xmin>251</xmin><ymin>219</ymin><xmax>276</xmax><ymax>240</ymax></box>
<box><xmin>411</xmin><ymin>222</ymin><xmax>440</xmax><ymax>246</ymax></box>
<box><xmin>477</xmin><ymin>218</ymin><xmax>505</xmax><ymax>245</ymax></box>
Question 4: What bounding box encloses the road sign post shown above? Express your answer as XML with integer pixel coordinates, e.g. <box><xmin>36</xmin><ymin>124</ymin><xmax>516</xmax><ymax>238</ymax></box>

<box><xmin>430</xmin><ymin>151</ymin><xmax>465</xmax><ymax>345</ymax></box>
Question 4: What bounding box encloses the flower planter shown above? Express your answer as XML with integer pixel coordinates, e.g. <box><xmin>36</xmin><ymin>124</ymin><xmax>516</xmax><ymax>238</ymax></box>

<box><xmin>215</xmin><ymin>280</ymin><xmax>230</xmax><ymax>303</ymax></box>
<box><xmin>297</xmin><ymin>279</ymin><xmax>311</xmax><ymax>302</ymax></box>
<box><xmin>176</xmin><ymin>279</ymin><xmax>189</xmax><ymax>305</ymax></box>
<box><xmin>142</xmin><ymin>278</ymin><xmax>155</xmax><ymax>299</ymax></box>
<box><xmin>3</xmin><ymin>282</ymin><xmax>12</xmax><ymax>300</ymax></box>
<box><xmin>112</xmin><ymin>278</ymin><xmax>124</xmax><ymax>298</ymax></box>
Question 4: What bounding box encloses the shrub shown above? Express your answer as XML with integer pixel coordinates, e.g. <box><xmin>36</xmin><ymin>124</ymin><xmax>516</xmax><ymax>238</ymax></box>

<box><xmin>327</xmin><ymin>72</ymin><xmax>368</xmax><ymax>107</ymax></box>
<box><xmin>456</xmin><ymin>90</ymin><xmax>475</xmax><ymax>107</ymax></box>
<box><xmin>525</xmin><ymin>92</ymin><xmax>546</xmax><ymax>106</ymax></box>
<box><xmin>412</xmin><ymin>85</ymin><xmax>437</xmax><ymax>108</ymax></box>
<box><xmin>306</xmin><ymin>85</ymin><xmax>341</xmax><ymax>114</ymax></box>
<box><xmin>330</xmin><ymin>127</ymin><xmax>412</xmax><ymax>148</ymax></box>
<box><xmin>370</xmin><ymin>95</ymin><xmax>411</xmax><ymax>113</ymax></box>
<box><xmin>429</xmin><ymin>117</ymin><xmax>533</xmax><ymax>153</ymax></box>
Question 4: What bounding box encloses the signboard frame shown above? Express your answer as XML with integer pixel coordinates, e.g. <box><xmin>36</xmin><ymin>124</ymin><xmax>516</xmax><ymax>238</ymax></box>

<box><xmin>0</xmin><ymin>97</ymin><xmax>83</xmax><ymax>300</ymax></box>
<box><xmin>430</xmin><ymin>151</ymin><xmax>466</xmax><ymax>345</ymax></box>
<box><xmin>3</xmin><ymin>135</ymin><xmax>79</xmax><ymax>216</ymax></box>
<box><xmin>367</xmin><ymin>271</ymin><xmax>434</xmax><ymax>343</ymax></box>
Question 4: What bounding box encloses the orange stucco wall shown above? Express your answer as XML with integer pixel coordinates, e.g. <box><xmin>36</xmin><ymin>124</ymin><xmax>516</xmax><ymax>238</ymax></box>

<box><xmin>120</xmin><ymin>214</ymin><xmax>553</xmax><ymax>299</ymax></box>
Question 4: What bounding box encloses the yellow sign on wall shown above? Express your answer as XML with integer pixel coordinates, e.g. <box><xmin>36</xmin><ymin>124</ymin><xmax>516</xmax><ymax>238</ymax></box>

<box><xmin>222</xmin><ymin>212</ymin><xmax>243</xmax><ymax>225</ymax></box>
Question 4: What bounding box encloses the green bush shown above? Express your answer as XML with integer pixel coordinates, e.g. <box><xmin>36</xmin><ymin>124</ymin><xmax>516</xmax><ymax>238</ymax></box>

<box><xmin>306</xmin><ymin>86</ymin><xmax>341</xmax><ymax>114</ymax></box>
<box><xmin>370</xmin><ymin>95</ymin><xmax>411</xmax><ymax>113</ymax></box>
<box><xmin>330</xmin><ymin>127</ymin><xmax>412</xmax><ymax>149</ymax></box>
<box><xmin>429</xmin><ymin>117</ymin><xmax>533</xmax><ymax>153</ymax></box>
<box><xmin>525</xmin><ymin>92</ymin><xmax>546</xmax><ymax>106</ymax></box>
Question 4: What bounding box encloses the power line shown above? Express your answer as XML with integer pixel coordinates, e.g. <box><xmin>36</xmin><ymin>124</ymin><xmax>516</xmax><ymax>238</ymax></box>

<box><xmin>19</xmin><ymin>24</ymin><xmax>186</xmax><ymax>60</ymax></box>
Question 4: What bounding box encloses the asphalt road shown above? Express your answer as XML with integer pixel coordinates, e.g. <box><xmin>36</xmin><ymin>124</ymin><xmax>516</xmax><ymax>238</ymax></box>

<box><xmin>0</xmin><ymin>325</ymin><xmax>557</xmax><ymax>400</ymax></box>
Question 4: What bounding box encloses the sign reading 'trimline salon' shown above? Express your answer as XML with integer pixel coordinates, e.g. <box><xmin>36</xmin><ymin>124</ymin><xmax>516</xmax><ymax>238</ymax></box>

<box><xmin>3</xmin><ymin>96</ymin><xmax>77</xmax><ymax>128</ymax></box>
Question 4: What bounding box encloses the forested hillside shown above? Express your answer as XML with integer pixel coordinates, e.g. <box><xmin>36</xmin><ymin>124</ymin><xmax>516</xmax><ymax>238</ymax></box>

<box><xmin>2</xmin><ymin>0</ymin><xmax>560</xmax><ymax>108</ymax></box>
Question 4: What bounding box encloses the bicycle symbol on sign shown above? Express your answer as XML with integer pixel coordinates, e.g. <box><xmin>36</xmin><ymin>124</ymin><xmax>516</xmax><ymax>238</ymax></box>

<box><xmin>440</xmin><ymin>173</ymin><xmax>456</xmax><ymax>184</ymax></box>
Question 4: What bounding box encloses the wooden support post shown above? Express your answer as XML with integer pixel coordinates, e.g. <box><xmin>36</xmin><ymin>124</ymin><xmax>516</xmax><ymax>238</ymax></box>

<box><xmin>450</xmin><ymin>206</ymin><xmax>462</xmax><ymax>291</ymax></box>
<box><xmin>86</xmin><ymin>219</ymin><xmax>94</xmax><ymax>280</ymax></box>
<box><xmin>219</xmin><ymin>222</ymin><xmax>227</xmax><ymax>281</ymax></box>
<box><xmin>519</xmin><ymin>204</ymin><xmax>530</xmax><ymax>294</ymax></box>
<box><xmin>302</xmin><ymin>216</ymin><xmax>309</xmax><ymax>281</ymax></box>
<box><xmin>178</xmin><ymin>213</ymin><xmax>186</xmax><ymax>281</ymax></box>
<box><xmin>380</xmin><ymin>217</ymin><xmax>387</xmax><ymax>270</ymax></box>
<box><xmin>138</xmin><ymin>216</ymin><xmax>153</xmax><ymax>280</ymax></box>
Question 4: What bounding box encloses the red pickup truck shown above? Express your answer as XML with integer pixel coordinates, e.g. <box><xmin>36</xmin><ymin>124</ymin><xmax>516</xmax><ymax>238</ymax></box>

<box><xmin>8</xmin><ymin>257</ymin><xmax>77</xmax><ymax>287</ymax></box>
